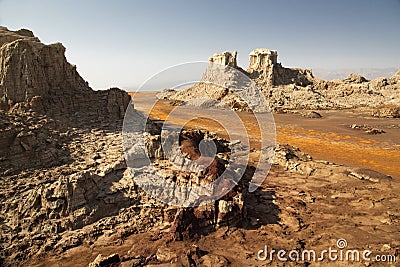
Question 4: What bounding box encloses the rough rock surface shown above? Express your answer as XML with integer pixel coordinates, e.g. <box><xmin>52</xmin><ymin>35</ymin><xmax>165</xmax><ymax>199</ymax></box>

<box><xmin>3</xmin><ymin>27</ymin><xmax>400</xmax><ymax>267</ymax></box>
<box><xmin>0</xmin><ymin>27</ymin><xmax>247</xmax><ymax>266</ymax></box>
<box><xmin>88</xmin><ymin>253</ymin><xmax>121</xmax><ymax>267</ymax></box>
<box><xmin>0</xmin><ymin>26</ymin><xmax>133</xmax><ymax>265</ymax></box>
<box><xmin>34</xmin><ymin>142</ymin><xmax>399</xmax><ymax>267</ymax></box>
<box><xmin>0</xmin><ymin>26</ymin><xmax>130</xmax><ymax>118</ymax></box>
<box><xmin>247</xmin><ymin>48</ymin><xmax>314</xmax><ymax>87</ymax></box>
<box><xmin>372</xmin><ymin>104</ymin><xmax>400</xmax><ymax>118</ymax></box>
<box><xmin>157</xmin><ymin>53</ymin><xmax>272</xmax><ymax>112</ymax></box>
<box><xmin>0</xmin><ymin>26</ymin><xmax>131</xmax><ymax>173</ymax></box>
<box><xmin>0</xmin><ymin>121</ymin><xmax>247</xmax><ymax>266</ymax></box>
<box><xmin>247</xmin><ymin>48</ymin><xmax>278</xmax><ymax>88</ymax></box>
<box><xmin>160</xmin><ymin>49</ymin><xmax>400</xmax><ymax>113</ymax></box>
<box><xmin>208</xmin><ymin>51</ymin><xmax>238</xmax><ymax>68</ymax></box>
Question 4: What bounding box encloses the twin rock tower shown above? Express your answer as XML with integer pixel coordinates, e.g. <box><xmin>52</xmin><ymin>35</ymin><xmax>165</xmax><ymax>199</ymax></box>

<box><xmin>208</xmin><ymin>48</ymin><xmax>314</xmax><ymax>88</ymax></box>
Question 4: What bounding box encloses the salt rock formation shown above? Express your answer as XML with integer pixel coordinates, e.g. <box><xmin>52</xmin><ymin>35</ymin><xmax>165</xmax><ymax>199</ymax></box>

<box><xmin>247</xmin><ymin>48</ymin><xmax>277</xmax><ymax>87</ymax></box>
<box><xmin>158</xmin><ymin>48</ymin><xmax>314</xmax><ymax>111</ymax></box>
<box><xmin>208</xmin><ymin>51</ymin><xmax>237</xmax><ymax>67</ymax></box>
<box><xmin>0</xmin><ymin>26</ymin><xmax>130</xmax><ymax>119</ymax></box>
<box><xmin>247</xmin><ymin>48</ymin><xmax>314</xmax><ymax>87</ymax></box>
<box><xmin>341</xmin><ymin>73</ymin><xmax>369</xmax><ymax>84</ymax></box>
<box><xmin>161</xmin><ymin>48</ymin><xmax>400</xmax><ymax>112</ymax></box>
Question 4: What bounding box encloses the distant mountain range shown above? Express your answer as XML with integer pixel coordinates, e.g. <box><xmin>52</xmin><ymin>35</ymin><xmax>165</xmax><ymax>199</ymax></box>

<box><xmin>312</xmin><ymin>68</ymin><xmax>398</xmax><ymax>81</ymax></box>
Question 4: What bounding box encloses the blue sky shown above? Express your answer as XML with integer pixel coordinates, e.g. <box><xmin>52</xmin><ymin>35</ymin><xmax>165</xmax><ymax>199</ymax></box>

<box><xmin>1</xmin><ymin>0</ymin><xmax>399</xmax><ymax>90</ymax></box>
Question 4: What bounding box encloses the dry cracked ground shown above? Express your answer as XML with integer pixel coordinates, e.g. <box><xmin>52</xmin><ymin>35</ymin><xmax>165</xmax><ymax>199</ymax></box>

<box><xmin>26</xmin><ymin>93</ymin><xmax>400</xmax><ymax>267</ymax></box>
<box><xmin>3</xmin><ymin>92</ymin><xmax>399</xmax><ymax>267</ymax></box>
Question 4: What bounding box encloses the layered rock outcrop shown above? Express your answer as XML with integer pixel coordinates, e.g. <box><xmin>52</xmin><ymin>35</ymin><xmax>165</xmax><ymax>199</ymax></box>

<box><xmin>0</xmin><ymin>27</ymin><xmax>135</xmax><ymax>264</ymax></box>
<box><xmin>160</xmin><ymin>48</ymin><xmax>400</xmax><ymax>113</ymax></box>
<box><xmin>247</xmin><ymin>48</ymin><xmax>314</xmax><ymax>87</ymax></box>
<box><xmin>0</xmin><ymin>27</ymin><xmax>131</xmax><ymax>172</ymax></box>
<box><xmin>208</xmin><ymin>51</ymin><xmax>237</xmax><ymax>68</ymax></box>
<box><xmin>141</xmin><ymin>129</ymin><xmax>245</xmax><ymax>239</ymax></box>
<box><xmin>247</xmin><ymin>48</ymin><xmax>277</xmax><ymax>87</ymax></box>
<box><xmin>0</xmin><ymin>26</ymin><xmax>130</xmax><ymax>118</ymax></box>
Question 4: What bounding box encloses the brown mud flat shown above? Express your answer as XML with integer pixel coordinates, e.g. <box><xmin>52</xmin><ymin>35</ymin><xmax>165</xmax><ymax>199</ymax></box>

<box><xmin>29</xmin><ymin>164</ymin><xmax>400</xmax><ymax>267</ymax></box>
<box><xmin>131</xmin><ymin>92</ymin><xmax>400</xmax><ymax>179</ymax></box>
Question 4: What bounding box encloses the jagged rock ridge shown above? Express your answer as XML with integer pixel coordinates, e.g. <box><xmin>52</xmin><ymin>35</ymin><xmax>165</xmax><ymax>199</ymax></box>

<box><xmin>0</xmin><ymin>26</ymin><xmax>131</xmax><ymax>172</ymax></box>
<box><xmin>0</xmin><ymin>26</ymin><xmax>130</xmax><ymax>119</ymax></box>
